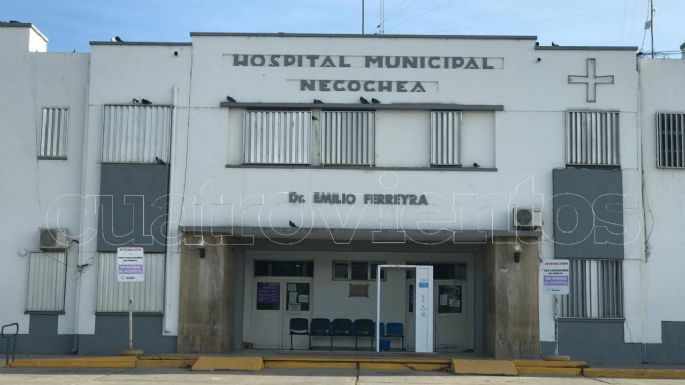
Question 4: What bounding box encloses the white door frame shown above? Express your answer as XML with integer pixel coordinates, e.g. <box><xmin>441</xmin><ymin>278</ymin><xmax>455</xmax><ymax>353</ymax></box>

<box><xmin>375</xmin><ymin>264</ymin><xmax>434</xmax><ymax>353</ymax></box>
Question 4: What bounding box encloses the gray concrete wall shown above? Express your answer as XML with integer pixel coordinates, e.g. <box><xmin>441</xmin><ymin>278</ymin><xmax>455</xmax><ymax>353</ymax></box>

<box><xmin>78</xmin><ymin>314</ymin><xmax>176</xmax><ymax>355</ymax></box>
<box><xmin>540</xmin><ymin>320</ymin><xmax>685</xmax><ymax>364</ymax></box>
<box><xmin>14</xmin><ymin>314</ymin><xmax>74</xmax><ymax>354</ymax></box>
<box><xmin>13</xmin><ymin>314</ymin><xmax>175</xmax><ymax>355</ymax></box>
<box><xmin>483</xmin><ymin>237</ymin><xmax>539</xmax><ymax>359</ymax></box>
<box><xmin>97</xmin><ymin>164</ymin><xmax>169</xmax><ymax>252</ymax></box>
<box><xmin>177</xmin><ymin>236</ymin><xmax>237</xmax><ymax>353</ymax></box>
<box><xmin>552</xmin><ymin>168</ymin><xmax>624</xmax><ymax>259</ymax></box>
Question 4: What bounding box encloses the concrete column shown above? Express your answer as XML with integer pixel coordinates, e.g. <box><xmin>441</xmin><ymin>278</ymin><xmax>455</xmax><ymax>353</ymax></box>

<box><xmin>177</xmin><ymin>235</ymin><xmax>236</xmax><ymax>353</ymax></box>
<box><xmin>483</xmin><ymin>236</ymin><xmax>540</xmax><ymax>359</ymax></box>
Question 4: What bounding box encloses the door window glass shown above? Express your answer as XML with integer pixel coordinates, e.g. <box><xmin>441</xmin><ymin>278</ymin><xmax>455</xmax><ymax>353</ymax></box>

<box><xmin>438</xmin><ymin>285</ymin><xmax>462</xmax><ymax>313</ymax></box>
<box><xmin>256</xmin><ymin>282</ymin><xmax>280</xmax><ymax>310</ymax></box>
<box><xmin>286</xmin><ymin>282</ymin><xmax>310</xmax><ymax>311</ymax></box>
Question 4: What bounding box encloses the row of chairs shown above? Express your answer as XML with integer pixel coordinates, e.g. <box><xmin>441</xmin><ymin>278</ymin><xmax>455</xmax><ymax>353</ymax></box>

<box><xmin>289</xmin><ymin>318</ymin><xmax>404</xmax><ymax>350</ymax></box>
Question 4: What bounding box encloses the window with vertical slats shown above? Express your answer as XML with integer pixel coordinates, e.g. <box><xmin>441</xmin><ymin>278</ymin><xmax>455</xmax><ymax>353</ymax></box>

<box><xmin>560</xmin><ymin>259</ymin><xmax>623</xmax><ymax>319</ymax></box>
<box><xmin>243</xmin><ymin>111</ymin><xmax>311</xmax><ymax>164</ymax></box>
<box><xmin>38</xmin><ymin>107</ymin><xmax>69</xmax><ymax>159</ymax></box>
<box><xmin>26</xmin><ymin>252</ymin><xmax>67</xmax><ymax>312</ymax></box>
<box><xmin>102</xmin><ymin>105</ymin><xmax>172</xmax><ymax>163</ymax></box>
<box><xmin>566</xmin><ymin>111</ymin><xmax>620</xmax><ymax>166</ymax></box>
<box><xmin>430</xmin><ymin>111</ymin><xmax>461</xmax><ymax>166</ymax></box>
<box><xmin>321</xmin><ymin>111</ymin><xmax>375</xmax><ymax>165</ymax></box>
<box><xmin>656</xmin><ymin>112</ymin><xmax>685</xmax><ymax>168</ymax></box>
<box><xmin>96</xmin><ymin>253</ymin><xmax>165</xmax><ymax>313</ymax></box>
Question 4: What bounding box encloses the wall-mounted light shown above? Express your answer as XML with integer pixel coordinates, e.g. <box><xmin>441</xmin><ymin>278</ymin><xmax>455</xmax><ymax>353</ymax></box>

<box><xmin>513</xmin><ymin>242</ymin><xmax>523</xmax><ymax>263</ymax></box>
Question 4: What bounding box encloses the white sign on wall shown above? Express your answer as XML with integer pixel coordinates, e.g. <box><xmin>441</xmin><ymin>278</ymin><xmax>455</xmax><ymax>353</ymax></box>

<box><xmin>541</xmin><ymin>259</ymin><xmax>569</xmax><ymax>295</ymax></box>
<box><xmin>116</xmin><ymin>247</ymin><xmax>144</xmax><ymax>282</ymax></box>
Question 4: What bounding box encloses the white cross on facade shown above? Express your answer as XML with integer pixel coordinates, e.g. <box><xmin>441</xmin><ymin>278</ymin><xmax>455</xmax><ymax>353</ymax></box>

<box><xmin>568</xmin><ymin>58</ymin><xmax>614</xmax><ymax>103</ymax></box>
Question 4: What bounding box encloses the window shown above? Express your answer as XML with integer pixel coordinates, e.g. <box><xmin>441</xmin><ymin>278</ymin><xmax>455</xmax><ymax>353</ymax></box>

<box><xmin>26</xmin><ymin>252</ymin><xmax>67</xmax><ymax>312</ymax></box>
<box><xmin>243</xmin><ymin>110</ymin><xmax>311</xmax><ymax>164</ymax></box>
<box><xmin>561</xmin><ymin>259</ymin><xmax>623</xmax><ymax>319</ymax></box>
<box><xmin>566</xmin><ymin>111</ymin><xmax>620</xmax><ymax>166</ymax></box>
<box><xmin>254</xmin><ymin>261</ymin><xmax>313</xmax><ymax>277</ymax></box>
<box><xmin>96</xmin><ymin>253</ymin><xmax>165</xmax><ymax>313</ymax></box>
<box><xmin>321</xmin><ymin>111</ymin><xmax>375</xmax><ymax>165</ymax></box>
<box><xmin>430</xmin><ymin>111</ymin><xmax>461</xmax><ymax>166</ymax></box>
<box><xmin>102</xmin><ymin>105</ymin><xmax>172</xmax><ymax>163</ymax></box>
<box><xmin>38</xmin><ymin>107</ymin><xmax>68</xmax><ymax>159</ymax></box>
<box><xmin>406</xmin><ymin>263</ymin><xmax>466</xmax><ymax>280</ymax></box>
<box><xmin>332</xmin><ymin>261</ymin><xmax>385</xmax><ymax>281</ymax></box>
<box><xmin>656</xmin><ymin>112</ymin><xmax>685</xmax><ymax>168</ymax></box>
<box><xmin>351</xmin><ymin>262</ymin><xmax>368</xmax><ymax>280</ymax></box>
<box><xmin>333</xmin><ymin>262</ymin><xmax>349</xmax><ymax>279</ymax></box>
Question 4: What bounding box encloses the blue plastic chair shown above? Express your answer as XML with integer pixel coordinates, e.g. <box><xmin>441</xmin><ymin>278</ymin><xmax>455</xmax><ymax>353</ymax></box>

<box><xmin>309</xmin><ymin>318</ymin><xmax>332</xmax><ymax>350</ymax></box>
<box><xmin>385</xmin><ymin>322</ymin><xmax>404</xmax><ymax>350</ymax></box>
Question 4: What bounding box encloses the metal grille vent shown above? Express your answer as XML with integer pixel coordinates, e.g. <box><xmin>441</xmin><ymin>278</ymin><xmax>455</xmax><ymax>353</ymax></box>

<box><xmin>566</xmin><ymin>111</ymin><xmax>620</xmax><ymax>166</ymax></box>
<box><xmin>102</xmin><ymin>105</ymin><xmax>172</xmax><ymax>163</ymax></box>
<box><xmin>39</xmin><ymin>107</ymin><xmax>69</xmax><ymax>159</ymax></box>
<box><xmin>561</xmin><ymin>259</ymin><xmax>623</xmax><ymax>319</ymax></box>
<box><xmin>656</xmin><ymin>112</ymin><xmax>685</xmax><ymax>168</ymax></box>
<box><xmin>321</xmin><ymin>111</ymin><xmax>375</xmax><ymax>165</ymax></box>
<box><xmin>430</xmin><ymin>111</ymin><xmax>461</xmax><ymax>166</ymax></box>
<box><xmin>243</xmin><ymin>111</ymin><xmax>311</xmax><ymax>164</ymax></box>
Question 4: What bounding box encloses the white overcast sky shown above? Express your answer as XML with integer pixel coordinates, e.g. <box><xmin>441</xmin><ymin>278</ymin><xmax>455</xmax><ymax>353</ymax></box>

<box><xmin>2</xmin><ymin>0</ymin><xmax>684</xmax><ymax>54</ymax></box>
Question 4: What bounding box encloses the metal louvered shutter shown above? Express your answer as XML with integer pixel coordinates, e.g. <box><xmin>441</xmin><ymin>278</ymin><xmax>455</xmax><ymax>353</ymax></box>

<box><xmin>321</xmin><ymin>111</ymin><xmax>375</xmax><ymax>165</ymax></box>
<box><xmin>430</xmin><ymin>111</ymin><xmax>461</xmax><ymax>166</ymax></box>
<box><xmin>38</xmin><ymin>107</ymin><xmax>69</xmax><ymax>159</ymax></box>
<box><xmin>96</xmin><ymin>253</ymin><xmax>165</xmax><ymax>313</ymax></box>
<box><xmin>561</xmin><ymin>259</ymin><xmax>623</xmax><ymax>319</ymax></box>
<box><xmin>102</xmin><ymin>105</ymin><xmax>172</xmax><ymax>163</ymax></box>
<box><xmin>566</xmin><ymin>111</ymin><xmax>620</xmax><ymax>166</ymax></box>
<box><xmin>243</xmin><ymin>111</ymin><xmax>311</xmax><ymax>164</ymax></box>
<box><xmin>26</xmin><ymin>252</ymin><xmax>67</xmax><ymax>312</ymax></box>
<box><xmin>656</xmin><ymin>112</ymin><xmax>685</xmax><ymax>168</ymax></box>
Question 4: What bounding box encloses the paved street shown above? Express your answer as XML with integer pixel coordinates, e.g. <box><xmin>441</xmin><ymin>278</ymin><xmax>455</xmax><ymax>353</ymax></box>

<box><xmin>1</xmin><ymin>368</ymin><xmax>685</xmax><ymax>385</ymax></box>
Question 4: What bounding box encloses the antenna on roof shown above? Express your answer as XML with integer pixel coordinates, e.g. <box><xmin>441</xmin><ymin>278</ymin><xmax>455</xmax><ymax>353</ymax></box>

<box><xmin>649</xmin><ymin>0</ymin><xmax>655</xmax><ymax>58</ymax></box>
<box><xmin>379</xmin><ymin>0</ymin><xmax>385</xmax><ymax>34</ymax></box>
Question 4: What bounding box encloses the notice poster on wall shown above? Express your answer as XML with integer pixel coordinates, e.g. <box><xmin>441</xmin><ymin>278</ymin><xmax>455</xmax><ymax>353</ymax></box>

<box><xmin>541</xmin><ymin>260</ymin><xmax>570</xmax><ymax>295</ymax></box>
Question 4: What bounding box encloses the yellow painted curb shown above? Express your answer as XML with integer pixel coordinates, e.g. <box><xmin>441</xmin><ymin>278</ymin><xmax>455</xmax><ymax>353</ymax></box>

<box><xmin>265</xmin><ymin>360</ymin><xmax>356</xmax><ymax>369</ymax></box>
<box><xmin>264</xmin><ymin>356</ymin><xmax>451</xmax><ymax>364</ymax></box>
<box><xmin>136</xmin><ymin>359</ymin><xmax>196</xmax><ymax>368</ymax></box>
<box><xmin>10</xmin><ymin>356</ymin><xmax>137</xmax><ymax>368</ymax></box>
<box><xmin>451</xmin><ymin>359</ymin><xmax>518</xmax><ymax>376</ymax></box>
<box><xmin>517</xmin><ymin>367</ymin><xmax>582</xmax><ymax>376</ymax></box>
<box><xmin>360</xmin><ymin>362</ymin><xmax>411</xmax><ymax>371</ymax></box>
<box><xmin>406</xmin><ymin>363</ymin><xmax>450</xmax><ymax>371</ymax></box>
<box><xmin>191</xmin><ymin>356</ymin><xmax>263</xmax><ymax>372</ymax></box>
<box><xmin>584</xmin><ymin>368</ymin><xmax>685</xmax><ymax>379</ymax></box>
<box><xmin>140</xmin><ymin>354</ymin><xmax>199</xmax><ymax>361</ymax></box>
<box><xmin>514</xmin><ymin>359</ymin><xmax>587</xmax><ymax>368</ymax></box>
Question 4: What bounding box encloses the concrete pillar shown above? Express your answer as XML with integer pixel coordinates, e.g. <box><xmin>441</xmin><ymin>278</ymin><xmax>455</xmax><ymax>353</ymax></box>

<box><xmin>483</xmin><ymin>236</ymin><xmax>540</xmax><ymax>359</ymax></box>
<box><xmin>177</xmin><ymin>235</ymin><xmax>236</xmax><ymax>353</ymax></box>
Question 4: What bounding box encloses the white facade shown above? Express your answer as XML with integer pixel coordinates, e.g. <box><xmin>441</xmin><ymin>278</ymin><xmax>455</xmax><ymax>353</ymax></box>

<box><xmin>1</xmin><ymin>21</ymin><xmax>684</xmax><ymax>362</ymax></box>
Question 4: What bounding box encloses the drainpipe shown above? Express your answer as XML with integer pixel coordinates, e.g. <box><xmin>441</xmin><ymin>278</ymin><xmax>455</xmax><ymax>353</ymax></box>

<box><xmin>163</xmin><ymin>85</ymin><xmax>180</xmax><ymax>336</ymax></box>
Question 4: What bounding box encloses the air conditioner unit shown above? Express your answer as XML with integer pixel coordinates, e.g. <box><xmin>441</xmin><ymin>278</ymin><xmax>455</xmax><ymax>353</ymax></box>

<box><xmin>183</xmin><ymin>234</ymin><xmax>207</xmax><ymax>249</ymax></box>
<box><xmin>39</xmin><ymin>228</ymin><xmax>70</xmax><ymax>250</ymax></box>
<box><xmin>513</xmin><ymin>208</ymin><xmax>542</xmax><ymax>229</ymax></box>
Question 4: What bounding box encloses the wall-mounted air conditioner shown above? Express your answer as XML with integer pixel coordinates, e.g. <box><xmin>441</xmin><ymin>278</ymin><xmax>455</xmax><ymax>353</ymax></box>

<box><xmin>183</xmin><ymin>234</ymin><xmax>207</xmax><ymax>249</ymax></box>
<box><xmin>513</xmin><ymin>208</ymin><xmax>542</xmax><ymax>229</ymax></box>
<box><xmin>39</xmin><ymin>228</ymin><xmax>70</xmax><ymax>250</ymax></box>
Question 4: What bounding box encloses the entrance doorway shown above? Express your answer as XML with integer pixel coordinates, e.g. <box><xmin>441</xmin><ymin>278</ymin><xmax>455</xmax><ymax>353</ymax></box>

<box><xmin>405</xmin><ymin>263</ymin><xmax>474</xmax><ymax>351</ymax></box>
<box><xmin>251</xmin><ymin>261</ymin><xmax>313</xmax><ymax>349</ymax></box>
